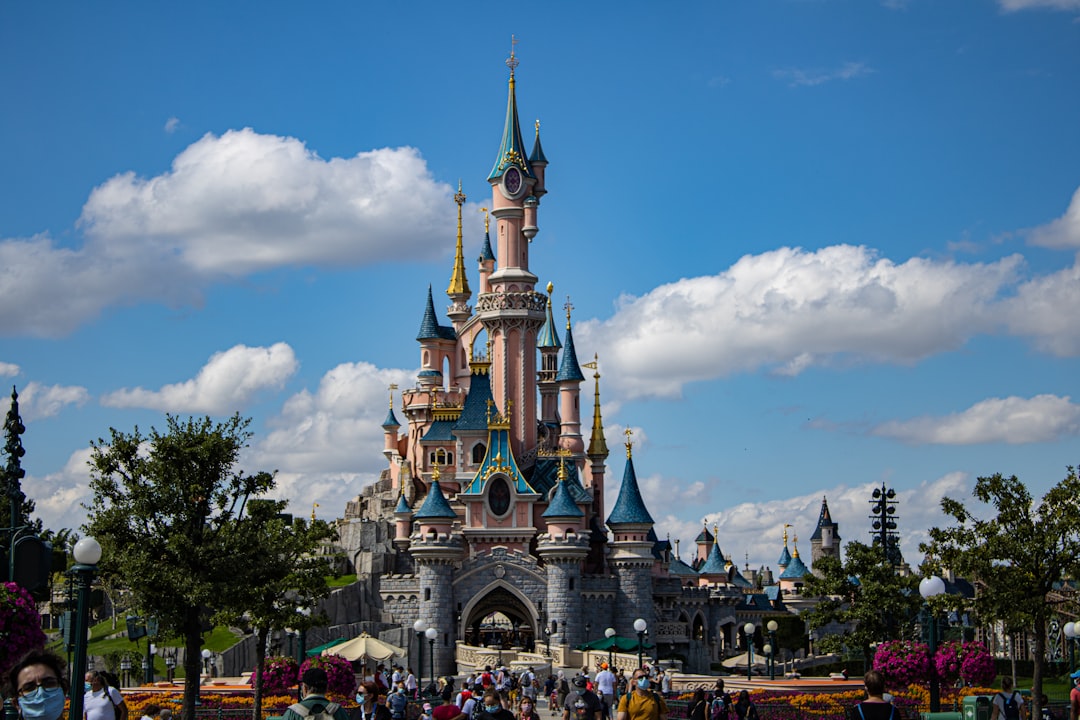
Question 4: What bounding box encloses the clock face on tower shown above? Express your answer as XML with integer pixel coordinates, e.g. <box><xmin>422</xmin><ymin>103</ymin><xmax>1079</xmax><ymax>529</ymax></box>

<box><xmin>503</xmin><ymin>166</ymin><xmax>522</xmax><ymax>196</ymax></box>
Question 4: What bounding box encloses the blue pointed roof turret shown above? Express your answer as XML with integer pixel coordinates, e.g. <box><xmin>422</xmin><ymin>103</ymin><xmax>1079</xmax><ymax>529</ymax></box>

<box><xmin>394</xmin><ymin>492</ymin><xmax>412</xmax><ymax>514</ymax></box>
<box><xmin>529</xmin><ymin>118</ymin><xmax>548</xmax><ymax>165</ymax></box>
<box><xmin>810</xmin><ymin>496</ymin><xmax>841</xmax><ymax>541</ymax></box>
<box><xmin>556</xmin><ymin>314</ymin><xmax>584</xmax><ymax>382</ymax></box>
<box><xmin>542</xmin><ymin>461</ymin><xmax>584</xmax><ymax>519</ymax></box>
<box><xmin>383</xmin><ymin>406</ymin><xmax>400</xmax><ymax>429</ymax></box>
<box><xmin>416</xmin><ymin>285</ymin><xmax>457</xmax><ymax>342</ymax></box>
<box><xmin>695</xmin><ymin>524</ymin><xmax>714</xmax><ymax>543</ymax></box>
<box><xmin>777</xmin><ymin>544</ymin><xmax>792</xmax><ymax>567</ymax></box>
<box><xmin>488</xmin><ymin>41</ymin><xmax>535</xmax><ymax>183</ymax></box>
<box><xmin>537</xmin><ymin>284</ymin><xmax>562</xmax><ymax>349</ymax></box>
<box><xmin>780</xmin><ymin>543</ymin><xmax>810</xmax><ymax>579</ymax></box>
<box><xmin>698</xmin><ymin>540</ymin><xmax>727</xmax><ymax>575</ymax></box>
<box><xmin>413</xmin><ymin>475</ymin><xmax>458</xmax><ymax>520</ymax></box>
<box><xmin>480</xmin><ymin>229</ymin><xmax>495</xmax><ymax>262</ymax></box>
<box><xmin>606</xmin><ymin>434</ymin><xmax>654</xmax><ymax>526</ymax></box>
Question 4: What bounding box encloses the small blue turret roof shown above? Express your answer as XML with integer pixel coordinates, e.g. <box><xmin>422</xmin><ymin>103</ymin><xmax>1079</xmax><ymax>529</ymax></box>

<box><xmin>810</xmin><ymin>496</ymin><xmax>841</xmax><ymax>541</ymax></box>
<box><xmin>529</xmin><ymin>125</ymin><xmax>548</xmax><ymax>165</ymax></box>
<box><xmin>382</xmin><ymin>407</ymin><xmax>400</xmax><ymax>428</ymax></box>
<box><xmin>542</xmin><ymin>476</ymin><xmax>583</xmax><ymax>519</ymax></box>
<box><xmin>556</xmin><ymin>323</ymin><xmax>585</xmax><ymax>382</ymax></box>
<box><xmin>416</xmin><ymin>285</ymin><xmax>457</xmax><ymax>342</ymax></box>
<box><xmin>537</xmin><ymin>297</ymin><xmax>562</xmax><ymax>349</ymax></box>
<box><xmin>413</xmin><ymin>480</ymin><xmax>458</xmax><ymax>520</ymax></box>
<box><xmin>606</xmin><ymin>455</ymin><xmax>654</xmax><ymax>526</ymax></box>
<box><xmin>480</xmin><ymin>230</ymin><xmax>495</xmax><ymax>262</ymax></box>
<box><xmin>777</xmin><ymin>545</ymin><xmax>792</xmax><ymax>567</ymax></box>
<box><xmin>698</xmin><ymin>541</ymin><xmax>727</xmax><ymax>575</ymax></box>
<box><xmin>779</xmin><ymin>553</ymin><xmax>810</xmax><ymax>579</ymax></box>
<box><xmin>395</xmin><ymin>493</ymin><xmax>412</xmax><ymax>514</ymax></box>
<box><xmin>696</xmin><ymin>526</ymin><xmax>714</xmax><ymax>543</ymax></box>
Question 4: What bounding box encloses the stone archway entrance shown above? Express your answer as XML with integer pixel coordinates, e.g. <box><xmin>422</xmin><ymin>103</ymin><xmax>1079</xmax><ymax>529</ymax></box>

<box><xmin>462</xmin><ymin>585</ymin><xmax>537</xmax><ymax>652</ymax></box>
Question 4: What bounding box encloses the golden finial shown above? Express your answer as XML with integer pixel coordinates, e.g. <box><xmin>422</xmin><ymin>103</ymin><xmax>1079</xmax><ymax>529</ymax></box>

<box><xmin>713</xmin><ymin>523</ymin><xmax>719</xmax><ymax>541</ymax></box>
<box><xmin>535</xmin><ymin>118</ymin><xmax>541</xmax><ymax>137</ymax></box>
<box><xmin>792</xmin><ymin>534</ymin><xmax>800</xmax><ymax>558</ymax></box>
<box><xmin>448</xmin><ymin>181</ymin><xmax>470</xmax><ymax>297</ymax></box>
<box><xmin>480</xmin><ymin>207</ymin><xmax>490</xmax><ymax>233</ymax></box>
<box><xmin>388</xmin><ymin>383</ymin><xmax>398</xmax><ymax>409</ymax></box>
<box><xmin>564</xmin><ymin>296</ymin><xmax>574</xmax><ymax>330</ymax></box>
<box><xmin>432</xmin><ymin>461</ymin><xmax>441</xmax><ymax>482</ymax></box>
<box><xmin>557</xmin><ymin>453</ymin><xmax>567</xmax><ymax>482</ymax></box>
<box><xmin>312</xmin><ymin>502</ymin><xmax>319</xmax><ymax>521</ymax></box>
<box><xmin>506</xmin><ymin>35</ymin><xmax>519</xmax><ymax>76</ymax></box>
<box><xmin>783</xmin><ymin>523</ymin><xmax>792</xmax><ymax>547</ymax></box>
<box><xmin>584</xmin><ymin>354</ymin><xmax>607</xmax><ymax>458</ymax></box>
<box><xmin>546</xmin><ymin>281</ymin><xmax>553</xmax><ymax>296</ymax></box>
<box><xmin>624</xmin><ymin>427</ymin><xmax>633</xmax><ymax>458</ymax></box>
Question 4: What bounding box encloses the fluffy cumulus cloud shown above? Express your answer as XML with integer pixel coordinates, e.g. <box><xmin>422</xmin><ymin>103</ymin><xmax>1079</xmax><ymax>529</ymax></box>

<box><xmin>1028</xmin><ymin>186</ymin><xmax>1080</xmax><ymax>249</ymax></box>
<box><xmin>0</xmin><ymin>130</ymin><xmax>465</xmax><ymax>338</ymax></box>
<box><xmin>1003</xmin><ymin>260</ymin><xmax>1080</xmax><ymax>355</ymax></box>
<box><xmin>650</xmin><ymin>472</ymin><xmax>972</xmax><ymax>573</ymax></box>
<box><xmin>7</xmin><ymin>382</ymin><xmax>91</xmax><ymax>421</ymax></box>
<box><xmin>872</xmin><ymin>394</ymin><xmax>1080</xmax><ymax>445</ymax></box>
<box><xmin>576</xmin><ymin>245</ymin><xmax>1024</xmax><ymax>399</ymax></box>
<box><xmin>102</xmin><ymin>342</ymin><xmax>299</xmax><ymax>413</ymax></box>
<box><xmin>0</xmin><ymin>362</ymin><xmax>20</xmax><ymax>377</ymax></box>
<box><xmin>23</xmin><ymin>447</ymin><xmax>96</xmax><ymax>533</ymax></box>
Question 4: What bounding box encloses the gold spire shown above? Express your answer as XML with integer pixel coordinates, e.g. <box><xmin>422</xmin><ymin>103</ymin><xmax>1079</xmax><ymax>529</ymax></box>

<box><xmin>783</xmin><ymin>523</ymin><xmax>792</xmax><ymax>547</ymax></box>
<box><xmin>447</xmin><ymin>180</ymin><xmax>470</xmax><ymax>297</ymax></box>
<box><xmin>624</xmin><ymin>427</ymin><xmax>633</xmax><ymax>458</ymax></box>
<box><xmin>583</xmin><ymin>354</ymin><xmax>608</xmax><ymax>458</ymax></box>
<box><xmin>564</xmin><ymin>295</ymin><xmax>574</xmax><ymax>330</ymax></box>
<box><xmin>480</xmin><ymin>207</ymin><xmax>490</xmax><ymax>234</ymax></box>
<box><xmin>388</xmin><ymin>383</ymin><xmax>398</xmax><ymax>409</ymax></box>
<box><xmin>792</xmin><ymin>534</ymin><xmax>800</xmax><ymax>558</ymax></box>
<box><xmin>557</xmin><ymin>448</ymin><xmax>570</xmax><ymax>483</ymax></box>
<box><xmin>535</xmin><ymin>118</ymin><xmax>541</xmax><ymax>137</ymax></box>
<box><xmin>713</xmin><ymin>523</ymin><xmax>719</xmax><ymax>541</ymax></box>
<box><xmin>432</xmin><ymin>461</ymin><xmax>441</xmax><ymax>482</ymax></box>
<box><xmin>311</xmin><ymin>502</ymin><xmax>319</xmax><ymax>522</ymax></box>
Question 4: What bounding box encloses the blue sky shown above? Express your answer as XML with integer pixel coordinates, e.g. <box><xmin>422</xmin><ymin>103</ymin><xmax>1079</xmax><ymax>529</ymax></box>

<box><xmin>3</xmin><ymin>0</ymin><xmax>1080</xmax><ymax>574</ymax></box>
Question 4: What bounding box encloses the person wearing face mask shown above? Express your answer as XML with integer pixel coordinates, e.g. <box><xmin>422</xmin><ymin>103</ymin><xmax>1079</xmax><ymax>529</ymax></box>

<box><xmin>7</xmin><ymin>650</ymin><xmax>69</xmax><ymax>720</ymax></box>
<box><xmin>388</xmin><ymin>683</ymin><xmax>409</xmax><ymax>720</ymax></box>
<box><xmin>84</xmin><ymin>671</ymin><xmax>127</xmax><ymax>720</ymax></box>
<box><xmin>518</xmin><ymin>696</ymin><xmax>540</xmax><ymax>720</ymax></box>
<box><xmin>475</xmin><ymin>690</ymin><xmax>514</xmax><ymax>720</ymax></box>
<box><xmin>615</xmin><ymin>670</ymin><xmax>666</xmax><ymax>720</ymax></box>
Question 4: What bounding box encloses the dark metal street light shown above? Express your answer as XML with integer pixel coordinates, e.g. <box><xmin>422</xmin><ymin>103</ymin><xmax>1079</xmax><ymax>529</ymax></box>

<box><xmin>605</xmin><ymin>627</ymin><xmax>616</xmax><ymax>668</ymax></box>
<box><xmin>425</xmin><ymin>627</ymin><xmax>438</xmax><ymax>691</ymax></box>
<box><xmin>413</xmin><ymin>620</ymin><xmax>427</xmax><ymax>694</ymax></box>
<box><xmin>767</xmin><ymin>620</ymin><xmax>779</xmax><ymax>681</ymax></box>
<box><xmin>1065</xmin><ymin>623</ymin><xmax>1078</xmax><ymax>675</ymax></box>
<box><xmin>743</xmin><ymin>623</ymin><xmax>756</xmax><ymax>682</ymax></box>
<box><xmin>634</xmin><ymin>618</ymin><xmax>647</xmax><ymax>669</ymax></box>
<box><xmin>68</xmin><ymin>537</ymin><xmax>102</xmax><ymax>720</ymax></box>
<box><xmin>920</xmin><ymin>575</ymin><xmax>947</xmax><ymax>713</ymax></box>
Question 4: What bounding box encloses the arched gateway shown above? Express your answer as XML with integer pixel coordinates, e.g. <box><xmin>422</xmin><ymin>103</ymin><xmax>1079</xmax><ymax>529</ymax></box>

<box><xmin>459</xmin><ymin>581</ymin><xmax>538</xmax><ymax>651</ymax></box>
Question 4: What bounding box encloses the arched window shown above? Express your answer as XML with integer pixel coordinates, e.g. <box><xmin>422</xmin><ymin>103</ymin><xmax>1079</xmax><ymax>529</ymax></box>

<box><xmin>488</xmin><ymin>476</ymin><xmax>511</xmax><ymax>516</ymax></box>
<box><xmin>472</xmin><ymin>443</ymin><xmax>486</xmax><ymax>464</ymax></box>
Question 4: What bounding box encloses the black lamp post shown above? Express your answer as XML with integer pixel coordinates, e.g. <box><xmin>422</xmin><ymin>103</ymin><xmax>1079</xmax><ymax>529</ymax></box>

<box><xmin>425</xmin><ymin>627</ymin><xmax>438</xmax><ymax>690</ymax></box>
<box><xmin>605</xmin><ymin>627</ymin><xmax>616</xmax><ymax>668</ymax></box>
<box><xmin>920</xmin><ymin>575</ymin><xmax>946</xmax><ymax>713</ymax></box>
<box><xmin>68</xmin><ymin>537</ymin><xmax>102</xmax><ymax>720</ymax></box>
<box><xmin>1066</xmin><ymin>623</ymin><xmax>1078</xmax><ymax>673</ymax></box>
<box><xmin>634</xmin><ymin>618</ymin><xmax>647</xmax><ymax>669</ymax></box>
<box><xmin>767</xmin><ymin>620</ymin><xmax>779</xmax><ymax>681</ymax></box>
<box><xmin>413</xmin><ymin>620</ymin><xmax>427</xmax><ymax>693</ymax></box>
<box><xmin>743</xmin><ymin>623</ymin><xmax>756</xmax><ymax>682</ymax></box>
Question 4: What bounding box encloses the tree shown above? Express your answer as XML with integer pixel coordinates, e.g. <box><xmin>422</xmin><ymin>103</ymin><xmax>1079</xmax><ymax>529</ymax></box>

<box><xmin>921</xmin><ymin>469</ymin><xmax>1080</xmax><ymax>720</ymax></box>
<box><xmin>802</xmin><ymin>540</ymin><xmax>922</xmax><ymax>666</ymax></box>
<box><xmin>228</xmin><ymin>500</ymin><xmax>337</xmax><ymax>720</ymax></box>
<box><xmin>85</xmin><ymin>414</ymin><xmax>282</xmax><ymax>720</ymax></box>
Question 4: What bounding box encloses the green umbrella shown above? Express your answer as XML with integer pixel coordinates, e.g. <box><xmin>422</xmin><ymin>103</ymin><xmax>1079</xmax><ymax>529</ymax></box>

<box><xmin>305</xmin><ymin>638</ymin><xmax>348</xmax><ymax>656</ymax></box>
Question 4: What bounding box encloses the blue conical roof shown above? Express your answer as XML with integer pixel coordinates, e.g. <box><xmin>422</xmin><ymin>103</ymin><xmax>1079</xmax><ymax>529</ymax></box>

<box><xmin>606</xmin><ymin>455</ymin><xmax>654</xmax><ymax>525</ymax></box>
<box><xmin>487</xmin><ymin>65</ymin><xmax>535</xmax><ymax>182</ymax></box>
<box><xmin>810</xmin><ymin>496</ymin><xmax>841</xmax><ymax>541</ymax></box>
<box><xmin>698</xmin><ymin>541</ymin><xmax>727</xmax><ymax>575</ymax></box>
<box><xmin>695</xmin><ymin>525</ymin><xmax>714</xmax><ymax>543</ymax></box>
<box><xmin>779</xmin><ymin>553</ymin><xmax>809</xmax><ymax>579</ymax></box>
<box><xmin>542</xmin><ymin>477</ymin><xmax>583</xmax><ymax>519</ymax></box>
<box><xmin>382</xmin><ymin>407</ymin><xmax>400</xmax><ymax>428</ymax></box>
<box><xmin>480</xmin><ymin>230</ymin><xmax>495</xmax><ymax>262</ymax></box>
<box><xmin>395</xmin><ymin>493</ymin><xmax>412</xmax><ymax>514</ymax></box>
<box><xmin>777</xmin><ymin>545</ymin><xmax>792</xmax><ymax>567</ymax></box>
<box><xmin>413</xmin><ymin>480</ymin><xmax>458</xmax><ymax>520</ymax></box>
<box><xmin>537</xmin><ymin>297</ymin><xmax>562</xmax><ymax>349</ymax></box>
<box><xmin>555</xmin><ymin>323</ymin><xmax>584</xmax><ymax>382</ymax></box>
<box><xmin>529</xmin><ymin>123</ymin><xmax>548</xmax><ymax>165</ymax></box>
<box><xmin>416</xmin><ymin>285</ymin><xmax>457</xmax><ymax>342</ymax></box>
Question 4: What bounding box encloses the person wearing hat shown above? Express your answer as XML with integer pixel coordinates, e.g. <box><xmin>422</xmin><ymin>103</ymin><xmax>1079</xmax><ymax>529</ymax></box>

<box><xmin>282</xmin><ymin>668</ymin><xmax>351</xmax><ymax>720</ymax></box>
<box><xmin>563</xmin><ymin>676</ymin><xmax>603</xmax><ymax>720</ymax></box>
<box><xmin>1069</xmin><ymin>669</ymin><xmax>1080</xmax><ymax>720</ymax></box>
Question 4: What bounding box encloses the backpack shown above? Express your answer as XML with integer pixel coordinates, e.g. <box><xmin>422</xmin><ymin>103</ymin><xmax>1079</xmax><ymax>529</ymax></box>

<box><xmin>289</xmin><ymin>702</ymin><xmax>341</xmax><ymax>720</ymax></box>
<box><xmin>711</xmin><ymin>695</ymin><xmax>729</xmax><ymax>720</ymax></box>
<box><xmin>1000</xmin><ymin>693</ymin><xmax>1022</xmax><ymax>720</ymax></box>
<box><xmin>855</xmin><ymin>705</ymin><xmax>895</xmax><ymax>720</ymax></box>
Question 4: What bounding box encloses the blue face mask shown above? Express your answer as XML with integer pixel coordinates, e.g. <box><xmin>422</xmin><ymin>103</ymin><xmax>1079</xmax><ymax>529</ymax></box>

<box><xmin>485</xmin><ymin>706</ymin><xmax>500</xmax><ymax>713</ymax></box>
<box><xmin>84</xmin><ymin>682</ymin><xmax>92</xmax><ymax>692</ymax></box>
<box><xmin>637</xmin><ymin>678</ymin><xmax>650</xmax><ymax>689</ymax></box>
<box><xmin>19</xmin><ymin>686</ymin><xmax>67</xmax><ymax>720</ymax></box>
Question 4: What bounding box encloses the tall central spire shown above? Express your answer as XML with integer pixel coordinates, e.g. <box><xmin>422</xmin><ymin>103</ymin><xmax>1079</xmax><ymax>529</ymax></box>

<box><xmin>447</xmin><ymin>180</ymin><xmax>471</xmax><ymax>298</ymax></box>
<box><xmin>488</xmin><ymin>36</ymin><xmax>534</xmax><ymax>182</ymax></box>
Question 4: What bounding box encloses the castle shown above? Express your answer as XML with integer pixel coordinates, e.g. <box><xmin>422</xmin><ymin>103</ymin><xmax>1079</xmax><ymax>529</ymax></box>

<box><xmin>336</xmin><ymin>47</ymin><xmax>842</xmax><ymax>676</ymax></box>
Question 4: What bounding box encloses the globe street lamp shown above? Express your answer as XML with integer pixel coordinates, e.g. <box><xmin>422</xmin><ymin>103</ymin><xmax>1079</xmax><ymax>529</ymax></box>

<box><xmin>762</xmin><ymin>644</ymin><xmax>773</xmax><ymax>682</ymax></box>
<box><xmin>605</xmin><ymin>627</ymin><xmax>616</xmax><ymax>668</ymax></box>
<box><xmin>413</xmin><ymin>620</ymin><xmax>427</xmax><ymax>694</ymax></box>
<box><xmin>634</xmin><ymin>619</ymin><xmax>648</xmax><ymax>670</ymax></box>
<box><xmin>425</xmin><ymin>627</ymin><xmax>439</xmax><ymax>691</ymax></box>
<box><xmin>68</xmin><ymin>537</ymin><xmax>102</xmax><ymax>720</ymax></box>
<box><xmin>920</xmin><ymin>575</ymin><xmax>947</xmax><ymax>713</ymax></box>
<box><xmin>743</xmin><ymin>623</ymin><xmax>756</xmax><ymax>682</ymax></box>
<box><xmin>1065</xmin><ymin>622</ymin><xmax>1078</xmax><ymax>674</ymax></box>
<box><xmin>767</xmin><ymin>620</ymin><xmax>779</xmax><ymax>681</ymax></box>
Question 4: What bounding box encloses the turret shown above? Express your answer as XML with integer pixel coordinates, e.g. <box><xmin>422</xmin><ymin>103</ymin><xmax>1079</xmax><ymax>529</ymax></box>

<box><xmin>536</xmin><ymin>282</ymin><xmax>562</xmax><ymax>428</ymax></box>
<box><xmin>382</xmin><ymin>386</ymin><xmax>401</xmax><ymax>462</ymax></box>
<box><xmin>695</xmin><ymin>524</ymin><xmax>714</xmax><ymax>566</ymax></box>
<box><xmin>529</xmin><ymin>118</ymin><xmax>548</xmax><ymax>199</ymax></box>
<box><xmin>417</xmin><ymin>286</ymin><xmax>457</xmax><ymax>388</ymax></box>
<box><xmin>810</xmin><ymin>496</ymin><xmax>841</xmax><ymax>566</ymax></box>
<box><xmin>477</xmin><ymin>208</ymin><xmax>495</xmax><ymax>294</ymax></box>
<box><xmin>606</xmin><ymin>431</ymin><xmax>656</xmax><ymax>637</ymax></box>
<box><xmin>697</xmin><ymin>524</ymin><xmax>726</xmax><ymax>586</ymax></box>
<box><xmin>556</xmin><ymin>302</ymin><xmax>585</xmax><ymax>454</ymax></box>
<box><xmin>446</xmin><ymin>181</ymin><xmax>473</xmax><ymax>325</ymax></box>
<box><xmin>583</xmin><ymin>354</ymin><xmax>608</xmax><ymax>513</ymax></box>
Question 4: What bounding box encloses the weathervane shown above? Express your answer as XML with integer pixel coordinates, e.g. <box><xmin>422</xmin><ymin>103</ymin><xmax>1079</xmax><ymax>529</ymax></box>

<box><xmin>506</xmin><ymin>35</ymin><xmax>519</xmax><ymax>76</ymax></box>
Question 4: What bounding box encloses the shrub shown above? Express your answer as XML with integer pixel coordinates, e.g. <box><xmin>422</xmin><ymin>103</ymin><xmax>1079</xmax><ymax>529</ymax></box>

<box><xmin>300</xmin><ymin>654</ymin><xmax>358</xmax><ymax>698</ymax></box>
<box><xmin>873</xmin><ymin>640</ymin><xmax>933</xmax><ymax>687</ymax></box>
<box><xmin>0</xmin><ymin>582</ymin><xmax>47</xmax><ymax>677</ymax></box>
<box><xmin>255</xmin><ymin>656</ymin><xmax>299</xmax><ymax>696</ymax></box>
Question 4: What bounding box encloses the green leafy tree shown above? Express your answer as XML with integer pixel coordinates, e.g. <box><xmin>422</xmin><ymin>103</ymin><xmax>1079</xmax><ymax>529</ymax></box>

<box><xmin>921</xmin><ymin>469</ymin><xmax>1080</xmax><ymax>719</ymax></box>
<box><xmin>228</xmin><ymin>501</ymin><xmax>337</xmax><ymax>720</ymax></box>
<box><xmin>84</xmin><ymin>414</ymin><xmax>281</xmax><ymax>720</ymax></box>
<box><xmin>802</xmin><ymin>540</ymin><xmax>922</xmax><ymax>666</ymax></box>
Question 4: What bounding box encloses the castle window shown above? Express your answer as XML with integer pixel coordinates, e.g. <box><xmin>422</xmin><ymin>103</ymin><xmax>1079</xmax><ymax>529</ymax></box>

<box><xmin>488</xmin><ymin>476</ymin><xmax>512</xmax><ymax>517</ymax></box>
<box><xmin>425</xmin><ymin>588</ymin><xmax>431</xmax><ymax>601</ymax></box>
<box><xmin>472</xmin><ymin>443</ymin><xmax>486</xmax><ymax>464</ymax></box>
<box><xmin>569</xmin><ymin>578</ymin><xmax>575</xmax><ymax>591</ymax></box>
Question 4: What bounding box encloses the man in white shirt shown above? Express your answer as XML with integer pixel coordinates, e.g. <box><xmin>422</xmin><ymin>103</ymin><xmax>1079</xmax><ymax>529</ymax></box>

<box><xmin>594</xmin><ymin>664</ymin><xmax>616</xmax><ymax>718</ymax></box>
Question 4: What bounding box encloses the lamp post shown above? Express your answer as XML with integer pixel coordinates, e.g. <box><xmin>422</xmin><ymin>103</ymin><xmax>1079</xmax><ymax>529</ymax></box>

<box><xmin>201</xmin><ymin>649</ymin><xmax>213</xmax><ymax>678</ymax></box>
<box><xmin>920</xmin><ymin>575</ymin><xmax>947</xmax><ymax>713</ymax></box>
<box><xmin>634</xmin><ymin>619</ymin><xmax>647</xmax><ymax>669</ymax></box>
<box><xmin>762</xmin><ymin>644</ymin><xmax>773</xmax><ymax>681</ymax></box>
<box><xmin>296</xmin><ymin>606</ymin><xmax>311</xmax><ymax>663</ymax></box>
<box><xmin>425</xmin><ymin>627</ymin><xmax>438</xmax><ymax>691</ymax></box>
<box><xmin>413</xmin><ymin>620</ymin><xmax>427</xmax><ymax>693</ymax></box>
<box><xmin>767</xmin><ymin>620</ymin><xmax>779</xmax><ymax>681</ymax></box>
<box><xmin>743</xmin><ymin>623</ymin><xmax>756</xmax><ymax>682</ymax></box>
<box><xmin>68</xmin><ymin>537</ymin><xmax>102</xmax><ymax>720</ymax></box>
<box><xmin>165</xmin><ymin>651</ymin><xmax>176</xmax><ymax>683</ymax></box>
<box><xmin>1065</xmin><ymin>622</ymin><xmax>1078</xmax><ymax>673</ymax></box>
<box><xmin>120</xmin><ymin>656</ymin><xmax>131</xmax><ymax>687</ymax></box>
<box><xmin>605</xmin><ymin>627</ymin><xmax>616</xmax><ymax>668</ymax></box>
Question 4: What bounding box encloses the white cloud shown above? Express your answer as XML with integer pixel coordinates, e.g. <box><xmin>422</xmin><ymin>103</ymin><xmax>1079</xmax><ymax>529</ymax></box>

<box><xmin>102</xmin><ymin>342</ymin><xmax>299</xmax><ymax>413</ymax></box>
<box><xmin>576</xmin><ymin>245</ymin><xmax>1024</xmax><ymax>399</ymax></box>
<box><xmin>10</xmin><ymin>381</ymin><xmax>91</xmax><ymax>421</ymax></box>
<box><xmin>0</xmin><ymin>362</ymin><xmax>19</xmax><ymax>377</ymax></box>
<box><xmin>0</xmin><ymin>130</ymin><xmax>469</xmax><ymax>338</ymax></box>
<box><xmin>1028</xmin><ymin>186</ymin><xmax>1080</xmax><ymax>249</ymax></box>
<box><xmin>24</xmin><ymin>447</ymin><xmax>96</xmax><ymax>533</ymax></box>
<box><xmin>999</xmin><ymin>0</ymin><xmax>1080</xmax><ymax>11</ymax></box>
<box><xmin>1004</xmin><ymin>259</ymin><xmax>1080</xmax><ymax>355</ymax></box>
<box><xmin>872</xmin><ymin>394</ymin><xmax>1080</xmax><ymax>445</ymax></box>
<box><xmin>773</xmin><ymin>62</ymin><xmax>874</xmax><ymax>87</ymax></box>
<box><xmin>164</xmin><ymin>117</ymin><xmax>180</xmax><ymax>133</ymax></box>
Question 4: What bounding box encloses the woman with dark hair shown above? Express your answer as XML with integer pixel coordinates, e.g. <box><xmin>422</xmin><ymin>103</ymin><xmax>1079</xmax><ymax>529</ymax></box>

<box><xmin>690</xmin><ymin>689</ymin><xmax>707</xmax><ymax>720</ymax></box>
<box><xmin>733</xmin><ymin>691</ymin><xmax>758</xmax><ymax>720</ymax></box>
<box><xmin>355</xmin><ymin>682</ymin><xmax>393</xmax><ymax>720</ymax></box>
<box><xmin>84</xmin><ymin>670</ymin><xmax>128</xmax><ymax>720</ymax></box>
<box><xmin>849</xmin><ymin>671</ymin><xmax>897</xmax><ymax>720</ymax></box>
<box><xmin>6</xmin><ymin>649</ymin><xmax>69</xmax><ymax>720</ymax></box>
